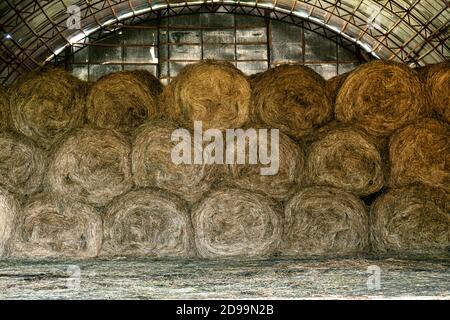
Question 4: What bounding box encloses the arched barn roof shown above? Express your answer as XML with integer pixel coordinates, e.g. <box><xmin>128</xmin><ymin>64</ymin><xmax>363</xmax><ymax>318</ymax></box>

<box><xmin>1</xmin><ymin>0</ymin><xmax>449</xmax><ymax>84</ymax></box>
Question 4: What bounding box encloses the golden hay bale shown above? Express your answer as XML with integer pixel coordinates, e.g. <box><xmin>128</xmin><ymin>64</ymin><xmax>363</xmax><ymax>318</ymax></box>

<box><xmin>192</xmin><ymin>187</ymin><xmax>283</xmax><ymax>258</ymax></box>
<box><xmin>132</xmin><ymin>120</ymin><xmax>219</xmax><ymax>204</ymax></box>
<box><xmin>327</xmin><ymin>72</ymin><xmax>350</xmax><ymax>104</ymax></box>
<box><xmin>371</xmin><ymin>185</ymin><xmax>449</xmax><ymax>254</ymax></box>
<box><xmin>424</xmin><ymin>62</ymin><xmax>450</xmax><ymax>123</ymax></box>
<box><xmin>389</xmin><ymin>118</ymin><xmax>449</xmax><ymax>193</ymax></box>
<box><xmin>226</xmin><ymin>129</ymin><xmax>305</xmax><ymax>201</ymax></box>
<box><xmin>0</xmin><ymin>85</ymin><xmax>10</xmax><ymax>131</ymax></box>
<box><xmin>0</xmin><ymin>132</ymin><xmax>47</xmax><ymax>197</ymax></box>
<box><xmin>252</xmin><ymin>64</ymin><xmax>333</xmax><ymax>139</ymax></box>
<box><xmin>47</xmin><ymin>128</ymin><xmax>133</xmax><ymax>207</ymax></box>
<box><xmin>336</xmin><ymin>60</ymin><xmax>428</xmax><ymax>136</ymax></box>
<box><xmin>282</xmin><ymin>187</ymin><xmax>368</xmax><ymax>256</ymax></box>
<box><xmin>10</xmin><ymin>67</ymin><xmax>86</xmax><ymax>149</ymax></box>
<box><xmin>86</xmin><ymin>70</ymin><xmax>163</xmax><ymax>131</ymax></box>
<box><xmin>13</xmin><ymin>193</ymin><xmax>102</xmax><ymax>258</ymax></box>
<box><xmin>102</xmin><ymin>189</ymin><xmax>194</xmax><ymax>257</ymax></box>
<box><xmin>0</xmin><ymin>188</ymin><xmax>19</xmax><ymax>257</ymax></box>
<box><xmin>160</xmin><ymin>60</ymin><xmax>251</xmax><ymax>130</ymax></box>
<box><xmin>305</xmin><ymin>125</ymin><xmax>385</xmax><ymax>196</ymax></box>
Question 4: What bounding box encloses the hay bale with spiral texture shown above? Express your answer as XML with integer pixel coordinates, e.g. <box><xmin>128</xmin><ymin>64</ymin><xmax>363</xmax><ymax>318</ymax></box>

<box><xmin>389</xmin><ymin>118</ymin><xmax>449</xmax><ymax>193</ymax></box>
<box><xmin>283</xmin><ymin>187</ymin><xmax>368</xmax><ymax>256</ymax></box>
<box><xmin>0</xmin><ymin>132</ymin><xmax>46</xmax><ymax>196</ymax></box>
<box><xmin>161</xmin><ymin>60</ymin><xmax>251</xmax><ymax>130</ymax></box>
<box><xmin>226</xmin><ymin>129</ymin><xmax>305</xmax><ymax>201</ymax></box>
<box><xmin>0</xmin><ymin>188</ymin><xmax>19</xmax><ymax>257</ymax></box>
<box><xmin>424</xmin><ymin>62</ymin><xmax>450</xmax><ymax>123</ymax></box>
<box><xmin>10</xmin><ymin>67</ymin><xmax>86</xmax><ymax>149</ymax></box>
<box><xmin>327</xmin><ymin>72</ymin><xmax>350</xmax><ymax>104</ymax></box>
<box><xmin>336</xmin><ymin>60</ymin><xmax>428</xmax><ymax>136</ymax></box>
<box><xmin>371</xmin><ymin>185</ymin><xmax>449</xmax><ymax>254</ymax></box>
<box><xmin>47</xmin><ymin>128</ymin><xmax>133</xmax><ymax>207</ymax></box>
<box><xmin>252</xmin><ymin>64</ymin><xmax>333</xmax><ymax>139</ymax></box>
<box><xmin>13</xmin><ymin>193</ymin><xmax>102</xmax><ymax>258</ymax></box>
<box><xmin>305</xmin><ymin>125</ymin><xmax>385</xmax><ymax>196</ymax></box>
<box><xmin>132</xmin><ymin>120</ymin><xmax>219</xmax><ymax>204</ymax></box>
<box><xmin>102</xmin><ymin>189</ymin><xmax>194</xmax><ymax>257</ymax></box>
<box><xmin>87</xmin><ymin>70</ymin><xmax>163</xmax><ymax>131</ymax></box>
<box><xmin>0</xmin><ymin>86</ymin><xmax>10</xmax><ymax>132</ymax></box>
<box><xmin>192</xmin><ymin>187</ymin><xmax>282</xmax><ymax>258</ymax></box>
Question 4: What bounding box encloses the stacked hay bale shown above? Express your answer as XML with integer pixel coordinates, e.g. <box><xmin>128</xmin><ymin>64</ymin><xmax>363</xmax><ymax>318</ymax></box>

<box><xmin>421</xmin><ymin>62</ymin><xmax>450</xmax><ymax>123</ymax></box>
<box><xmin>0</xmin><ymin>60</ymin><xmax>448</xmax><ymax>260</ymax></box>
<box><xmin>0</xmin><ymin>85</ymin><xmax>10</xmax><ymax>131</ymax></box>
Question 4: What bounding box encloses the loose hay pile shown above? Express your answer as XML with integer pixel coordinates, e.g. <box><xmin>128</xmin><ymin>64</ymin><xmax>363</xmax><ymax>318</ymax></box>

<box><xmin>9</xmin><ymin>68</ymin><xmax>86</xmax><ymax>149</ymax></box>
<box><xmin>423</xmin><ymin>62</ymin><xmax>450</xmax><ymax>123</ymax></box>
<box><xmin>102</xmin><ymin>189</ymin><xmax>194</xmax><ymax>257</ymax></box>
<box><xmin>389</xmin><ymin>118</ymin><xmax>449</xmax><ymax>193</ymax></box>
<box><xmin>132</xmin><ymin>120</ymin><xmax>219</xmax><ymax>203</ymax></box>
<box><xmin>87</xmin><ymin>70</ymin><xmax>163</xmax><ymax>131</ymax></box>
<box><xmin>0</xmin><ymin>86</ymin><xmax>9</xmax><ymax>131</ymax></box>
<box><xmin>161</xmin><ymin>60</ymin><xmax>251</xmax><ymax>130</ymax></box>
<box><xmin>283</xmin><ymin>187</ymin><xmax>368</xmax><ymax>256</ymax></box>
<box><xmin>371</xmin><ymin>185</ymin><xmax>450</xmax><ymax>254</ymax></box>
<box><xmin>0</xmin><ymin>132</ymin><xmax>46</xmax><ymax>196</ymax></box>
<box><xmin>13</xmin><ymin>193</ymin><xmax>102</xmax><ymax>258</ymax></box>
<box><xmin>0</xmin><ymin>188</ymin><xmax>19</xmax><ymax>257</ymax></box>
<box><xmin>47</xmin><ymin>128</ymin><xmax>133</xmax><ymax>207</ymax></box>
<box><xmin>336</xmin><ymin>60</ymin><xmax>427</xmax><ymax>136</ymax></box>
<box><xmin>226</xmin><ymin>130</ymin><xmax>304</xmax><ymax>201</ymax></box>
<box><xmin>306</xmin><ymin>125</ymin><xmax>384</xmax><ymax>196</ymax></box>
<box><xmin>252</xmin><ymin>64</ymin><xmax>333</xmax><ymax>139</ymax></box>
<box><xmin>192</xmin><ymin>188</ymin><xmax>282</xmax><ymax>258</ymax></box>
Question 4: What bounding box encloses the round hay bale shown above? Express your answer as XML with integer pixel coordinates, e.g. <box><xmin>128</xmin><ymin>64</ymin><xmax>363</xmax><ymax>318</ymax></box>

<box><xmin>192</xmin><ymin>187</ymin><xmax>283</xmax><ymax>258</ymax></box>
<box><xmin>13</xmin><ymin>193</ymin><xmax>102</xmax><ymax>258</ymax></box>
<box><xmin>389</xmin><ymin>118</ymin><xmax>449</xmax><ymax>193</ymax></box>
<box><xmin>87</xmin><ymin>70</ymin><xmax>163</xmax><ymax>131</ymax></box>
<box><xmin>0</xmin><ymin>85</ymin><xmax>10</xmax><ymax>132</ymax></box>
<box><xmin>160</xmin><ymin>60</ymin><xmax>251</xmax><ymax>130</ymax></box>
<box><xmin>132</xmin><ymin>120</ymin><xmax>219</xmax><ymax>204</ymax></box>
<box><xmin>47</xmin><ymin>128</ymin><xmax>133</xmax><ymax>207</ymax></box>
<box><xmin>425</xmin><ymin>62</ymin><xmax>450</xmax><ymax>123</ymax></box>
<box><xmin>226</xmin><ymin>130</ymin><xmax>305</xmax><ymax>201</ymax></box>
<box><xmin>371</xmin><ymin>185</ymin><xmax>449</xmax><ymax>254</ymax></box>
<box><xmin>252</xmin><ymin>64</ymin><xmax>333</xmax><ymax>139</ymax></box>
<box><xmin>0</xmin><ymin>132</ymin><xmax>46</xmax><ymax>197</ymax></box>
<box><xmin>102</xmin><ymin>189</ymin><xmax>194</xmax><ymax>257</ymax></box>
<box><xmin>336</xmin><ymin>60</ymin><xmax>428</xmax><ymax>136</ymax></box>
<box><xmin>0</xmin><ymin>188</ymin><xmax>19</xmax><ymax>257</ymax></box>
<box><xmin>327</xmin><ymin>72</ymin><xmax>350</xmax><ymax>104</ymax></box>
<box><xmin>283</xmin><ymin>187</ymin><xmax>368</xmax><ymax>256</ymax></box>
<box><xmin>306</xmin><ymin>125</ymin><xmax>385</xmax><ymax>196</ymax></box>
<box><xmin>10</xmin><ymin>67</ymin><xmax>86</xmax><ymax>149</ymax></box>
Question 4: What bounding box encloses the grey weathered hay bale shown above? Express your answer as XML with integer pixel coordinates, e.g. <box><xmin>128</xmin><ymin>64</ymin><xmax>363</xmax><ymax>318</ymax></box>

<box><xmin>9</xmin><ymin>67</ymin><xmax>86</xmax><ymax>149</ymax></box>
<box><xmin>0</xmin><ymin>188</ymin><xmax>19</xmax><ymax>257</ymax></box>
<box><xmin>327</xmin><ymin>72</ymin><xmax>350</xmax><ymax>104</ymax></box>
<box><xmin>102</xmin><ymin>189</ymin><xmax>194</xmax><ymax>257</ymax></box>
<box><xmin>160</xmin><ymin>60</ymin><xmax>251</xmax><ymax>130</ymax></box>
<box><xmin>283</xmin><ymin>186</ymin><xmax>368</xmax><ymax>256</ymax></box>
<box><xmin>389</xmin><ymin>118</ymin><xmax>449</xmax><ymax>193</ymax></box>
<box><xmin>336</xmin><ymin>60</ymin><xmax>428</xmax><ymax>136</ymax></box>
<box><xmin>306</xmin><ymin>125</ymin><xmax>385</xmax><ymax>196</ymax></box>
<box><xmin>0</xmin><ymin>132</ymin><xmax>46</xmax><ymax>196</ymax></box>
<box><xmin>47</xmin><ymin>128</ymin><xmax>133</xmax><ymax>207</ymax></box>
<box><xmin>132</xmin><ymin>120</ymin><xmax>219</xmax><ymax>204</ymax></box>
<box><xmin>252</xmin><ymin>64</ymin><xmax>333</xmax><ymax>139</ymax></box>
<box><xmin>226</xmin><ymin>130</ymin><xmax>305</xmax><ymax>201</ymax></box>
<box><xmin>13</xmin><ymin>193</ymin><xmax>102</xmax><ymax>259</ymax></box>
<box><xmin>87</xmin><ymin>70</ymin><xmax>163</xmax><ymax>131</ymax></box>
<box><xmin>192</xmin><ymin>187</ymin><xmax>282</xmax><ymax>258</ymax></box>
<box><xmin>0</xmin><ymin>85</ymin><xmax>10</xmax><ymax>131</ymax></box>
<box><xmin>424</xmin><ymin>62</ymin><xmax>450</xmax><ymax>123</ymax></box>
<box><xmin>371</xmin><ymin>185</ymin><xmax>449</xmax><ymax>254</ymax></box>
